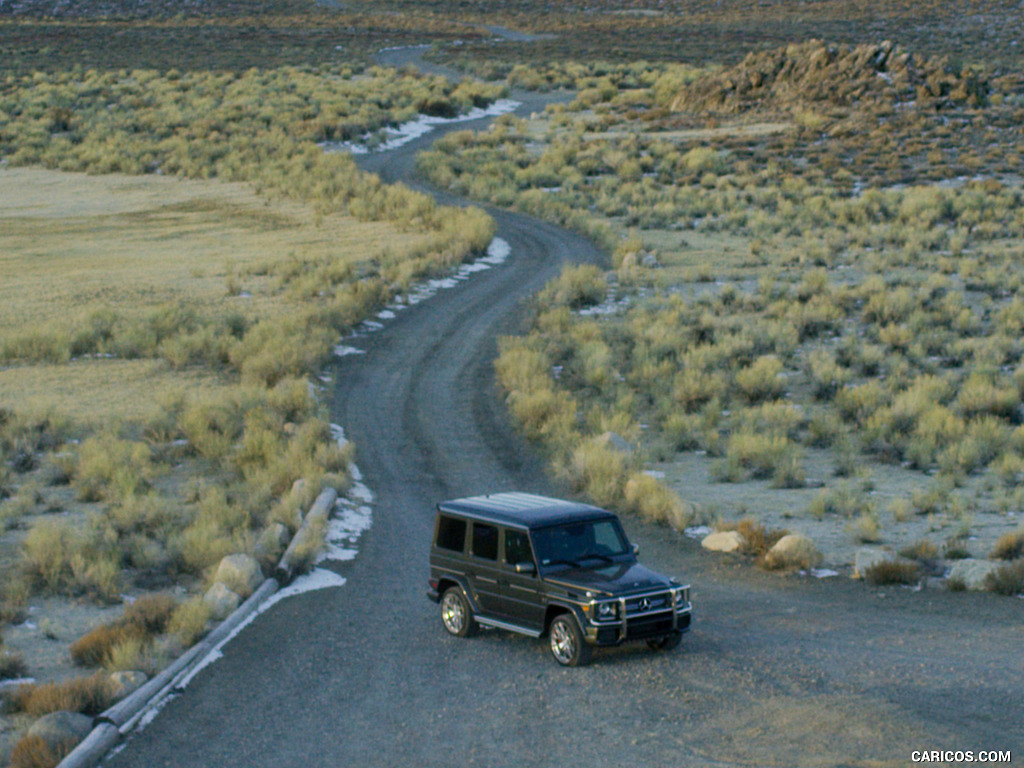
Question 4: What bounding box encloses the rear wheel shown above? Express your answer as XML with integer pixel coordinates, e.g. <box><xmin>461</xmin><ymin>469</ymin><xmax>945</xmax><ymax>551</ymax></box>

<box><xmin>646</xmin><ymin>631</ymin><xmax>683</xmax><ymax>652</ymax></box>
<box><xmin>549</xmin><ymin>614</ymin><xmax>592</xmax><ymax>667</ymax></box>
<box><xmin>440</xmin><ymin>587</ymin><xmax>478</xmax><ymax>638</ymax></box>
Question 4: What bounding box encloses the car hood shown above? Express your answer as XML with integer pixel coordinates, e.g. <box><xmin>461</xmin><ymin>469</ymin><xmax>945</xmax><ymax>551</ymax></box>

<box><xmin>544</xmin><ymin>561</ymin><xmax>672</xmax><ymax>596</ymax></box>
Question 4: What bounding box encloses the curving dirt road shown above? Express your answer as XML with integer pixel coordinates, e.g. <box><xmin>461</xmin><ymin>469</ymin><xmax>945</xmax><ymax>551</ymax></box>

<box><xmin>104</xmin><ymin>40</ymin><xmax>1023</xmax><ymax>768</ymax></box>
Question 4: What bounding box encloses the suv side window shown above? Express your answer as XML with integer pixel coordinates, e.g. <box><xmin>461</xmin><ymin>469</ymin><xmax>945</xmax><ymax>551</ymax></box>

<box><xmin>504</xmin><ymin>529</ymin><xmax>533</xmax><ymax>567</ymax></box>
<box><xmin>436</xmin><ymin>515</ymin><xmax>467</xmax><ymax>552</ymax></box>
<box><xmin>471</xmin><ymin>522</ymin><xmax>499</xmax><ymax>560</ymax></box>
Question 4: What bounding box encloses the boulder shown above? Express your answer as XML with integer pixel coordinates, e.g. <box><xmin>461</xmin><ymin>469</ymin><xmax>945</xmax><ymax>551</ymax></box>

<box><xmin>948</xmin><ymin>559</ymin><xmax>1000</xmax><ymax>591</ymax></box>
<box><xmin>203</xmin><ymin>583</ymin><xmax>241</xmax><ymax>621</ymax></box>
<box><xmin>764</xmin><ymin>534</ymin><xmax>822</xmax><ymax>571</ymax></box>
<box><xmin>853</xmin><ymin>547</ymin><xmax>891</xmax><ymax>579</ymax></box>
<box><xmin>214</xmin><ymin>554</ymin><xmax>263</xmax><ymax>599</ymax></box>
<box><xmin>109</xmin><ymin>670</ymin><xmax>148</xmax><ymax>702</ymax></box>
<box><xmin>28</xmin><ymin>710</ymin><xmax>93</xmax><ymax>753</ymax></box>
<box><xmin>701</xmin><ymin>530</ymin><xmax>745</xmax><ymax>554</ymax></box>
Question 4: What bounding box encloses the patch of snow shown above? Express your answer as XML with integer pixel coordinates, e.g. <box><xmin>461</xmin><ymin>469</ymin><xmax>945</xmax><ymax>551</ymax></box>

<box><xmin>684</xmin><ymin>525</ymin><xmax>712</xmax><ymax>539</ymax></box>
<box><xmin>810</xmin><ymin>568</ymin><xmax>840</xmax><ymax>579</ymax></box>
<box><xmin>333</xmin><ymin>344</ymin><xmax>365</xmax><ymax>357</ymax></box>
<box><xmin>321</xmin><ymin>99</ymin><xmax>520</xmax><ymax>156</ymax></box>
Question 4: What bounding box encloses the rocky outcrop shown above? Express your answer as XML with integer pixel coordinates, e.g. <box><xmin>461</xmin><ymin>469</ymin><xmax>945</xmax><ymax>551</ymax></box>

<box><xmin>669</xmin><ymin>40</ymin><xmax>989</xmax><ymax>115</ymax></box>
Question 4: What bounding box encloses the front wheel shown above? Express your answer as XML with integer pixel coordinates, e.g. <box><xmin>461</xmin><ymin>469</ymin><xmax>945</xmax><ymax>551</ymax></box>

<box><xmin>440</xmin><ymin>587</ymin><xmax>478</xmax><ymax>638</ymax></box>
<box><xmin>549</xmin><ymin>614</ymin><xmax>592</xmax><ymax>667</ymax></box>
<box><xmin>646</xmin><ymin>631</ymin><xmax>683</xmax><ymax>652</ymax></box>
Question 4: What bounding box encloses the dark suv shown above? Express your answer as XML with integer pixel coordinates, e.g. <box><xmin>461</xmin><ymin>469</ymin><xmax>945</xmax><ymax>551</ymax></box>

<box><xmin>427</xmin><ymin>492</ymin><xmax>692</xmax><ymax>666</ymax></box>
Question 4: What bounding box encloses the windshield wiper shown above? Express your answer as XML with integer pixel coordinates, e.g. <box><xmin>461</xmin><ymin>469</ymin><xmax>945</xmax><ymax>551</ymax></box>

<box><xmin>578</xmin><ymin>552</ymin><xmax>614</xmax><ymax>564</ymax></box>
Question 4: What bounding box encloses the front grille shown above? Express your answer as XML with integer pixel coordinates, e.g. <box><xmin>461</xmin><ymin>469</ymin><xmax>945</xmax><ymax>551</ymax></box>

<box><xmin>623</xmin><ymin>591</ymin><xmax>672</xmax><ymax>616</ymax></box>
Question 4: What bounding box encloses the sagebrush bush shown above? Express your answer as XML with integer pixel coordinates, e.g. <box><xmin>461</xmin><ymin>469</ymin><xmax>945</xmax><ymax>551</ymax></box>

<box><xmin>167</xmin><ymin>597</ymin><xmax>213</xmax><ymax>647</ymax></box>
<box><xmin>0</xmin><ymin>649</ymin><xmax>27</xmax><ymax>680</ymax></box>
<box><xmin>562</xmin><ymin>441</ymin><xmax>629</xmax><ymax>509</ymax></box>
<box><xmin>622</xmin><ymin>472</ymin><xmax>693</xmax><ymax>530</ymax></box>
<box><xmin>538</xmin><ymin>264</ymin><xmax>607</xmax><ymax>309</ymax></box>
<box><xmin>9</xmin><ymin>734</ymin><xmax>67</xmax><ymax>768</ymax></box>
<box><xmin>990</xmin><ymin>529</ymin><xmax>1024</xmax><ymax>560</ymax></box>
<box><xmin>863</xmin><ymin>560</ymin><xmax>921</xmax><ymax>585</ymax></box>
<box><xmin>10</xmin><ymin>671</ymin><xmax>115</xmax><ymax>717</ymax></box>
<box><xmin>984</xmin><ymin>561</ymin><xmax>1024</xmax><ymax>595</ymax></box>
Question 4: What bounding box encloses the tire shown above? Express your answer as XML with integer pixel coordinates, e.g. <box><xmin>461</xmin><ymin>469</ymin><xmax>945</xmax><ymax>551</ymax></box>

<box><xmin>646</xmin><ymin>631</ymin><xmax>683</xmax><ymax>652</ymax></box>
<box><xmin>440</xmin><ymin>587</ymin><xmax>478</xmax><ymax>638</ymax></box>
<box><xmin>549</xmin><ymin>614</ymin><xmax>592</xmax><ymax>667</ymax></box>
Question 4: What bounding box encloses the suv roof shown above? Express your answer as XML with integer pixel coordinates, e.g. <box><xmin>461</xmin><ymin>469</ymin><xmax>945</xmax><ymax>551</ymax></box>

<box><xmin>437</xmin><ymin>492</ymin><xmax>613</xmax><ymax>529</ymax></box>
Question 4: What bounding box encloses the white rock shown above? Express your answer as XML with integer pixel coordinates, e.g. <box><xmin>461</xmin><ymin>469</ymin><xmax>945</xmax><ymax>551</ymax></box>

<box><xmin>701</xmin><ymin>530</ymin><xmax>745</xmax><ymax>553</ymax></box>
<box><xmin>214</xmin><ymin>554</ymin><xmax>263</xmax><ymax>599</ymax></box>
<box><xmin>948</xmin><ymin>558</ymin><xmax>1000</xmax><ymax>591</ymax></box>
<box><xmin>203</xmin><ymin>582</ymin><xmax>241</xmax><ymax>621</ymax></box>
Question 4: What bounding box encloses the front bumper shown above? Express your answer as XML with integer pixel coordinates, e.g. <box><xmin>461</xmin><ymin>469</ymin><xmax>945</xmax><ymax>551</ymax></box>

<box><xmin>584</xmin><ymin>595</ymin><xmax>692</xmax><ymax>646</ymax></box>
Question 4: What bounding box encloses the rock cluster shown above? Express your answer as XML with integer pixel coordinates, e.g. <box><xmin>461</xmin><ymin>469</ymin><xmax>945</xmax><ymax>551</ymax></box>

<box><xmin>670</xmin><ymin>40</ymin><xmax>989</xmax><ymax>114</ymax></box>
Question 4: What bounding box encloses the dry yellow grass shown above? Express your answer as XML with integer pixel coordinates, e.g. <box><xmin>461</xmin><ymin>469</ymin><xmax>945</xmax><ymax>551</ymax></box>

<box><xmin>0</xmin><ymin>360</ymin><xmax>223</xmax><ymax>426</ymax></box>
<box><xmin>0</xmin><ymin>167</ymin><xmax>433</xmax><ymax>419</ymax></box>
<box><xmin>0</xmin><ymin>167</ymin><xmax>430</xmax><ymax>330</ymax></box>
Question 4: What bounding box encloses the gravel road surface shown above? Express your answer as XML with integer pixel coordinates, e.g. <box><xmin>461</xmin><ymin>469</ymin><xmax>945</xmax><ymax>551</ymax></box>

<box><xmin>104</xmin><ymin>37</ymin><xmax>1023</xmax><ymax>768</ymax></box>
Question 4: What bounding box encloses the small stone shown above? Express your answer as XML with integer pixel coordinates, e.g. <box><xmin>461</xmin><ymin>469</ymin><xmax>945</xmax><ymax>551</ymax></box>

<box><xmin>203</xmin><ymin>583</ymin><xmax>241</xmax><ymax>621</ymax></box>
<box><xmin>214</xmin><ymin>554</ymin><xmax>263</xmax><ymax>599</ymax></box>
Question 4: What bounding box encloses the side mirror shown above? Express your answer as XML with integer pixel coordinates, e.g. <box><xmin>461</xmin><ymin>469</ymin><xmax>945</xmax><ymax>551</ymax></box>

<box><xmin>514</xmin><ymin>562</ymin><xmax>536</xmax><ymax>575</ymax></box>
<box><xmin>632</xmin><ymin>543</ymin><xmax>640</xmax><ymax>556</ymax></box>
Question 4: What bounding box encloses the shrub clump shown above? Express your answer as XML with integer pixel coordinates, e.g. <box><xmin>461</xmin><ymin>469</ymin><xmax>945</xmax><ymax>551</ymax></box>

<box><xmin>8</xmin><ymin>671</ymin><xmax>115</xmax><ymax>717</ymax></box>
<box><xmin>862</xmin><ymin>560</ymin><xmax>921</xmax><ymax>585</ymax></box>
<box><xmin>984</xmin><ymin>561</ymin><xmax>1024</xmax><ymax>595</ymax></box>
<box><xmin>69</xmin><ymin>593</ymin><xmax>178</xmax><ymax>668</ymax></box>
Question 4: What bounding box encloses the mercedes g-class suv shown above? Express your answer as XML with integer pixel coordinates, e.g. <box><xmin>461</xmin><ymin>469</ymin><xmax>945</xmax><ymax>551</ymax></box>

<box><xmin>427</xmin><ymin>492</ymin><xmax>692</xmax><ymax>666</ymax></box>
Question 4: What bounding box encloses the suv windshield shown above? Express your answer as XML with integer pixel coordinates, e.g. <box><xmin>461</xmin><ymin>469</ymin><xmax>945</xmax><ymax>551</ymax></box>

<box><xmin>532</xmin><ymin>519</ymin><xmax>630</xmax><ymax>569</ymax></box>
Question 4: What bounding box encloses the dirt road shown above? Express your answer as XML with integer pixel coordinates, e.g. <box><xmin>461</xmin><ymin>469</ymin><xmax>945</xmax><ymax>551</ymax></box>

<box><xmin>104</xmin><ymin>40</ymin><xmax>1023</xmax><ymax>768</ymax></box>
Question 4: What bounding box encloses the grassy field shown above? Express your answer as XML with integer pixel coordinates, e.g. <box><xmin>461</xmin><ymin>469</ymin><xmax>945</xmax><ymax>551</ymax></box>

<box><xmin>3</xmin><ymin>0</ymin><xmax>1024</xmax><ymax>762</ymax></box>
<box><xmin>0</xmin><ymin>19</ymin><xmax>501</xmax><ymax>762</ymax></box>
<box><xmin>419</xmin><ymin>39</ymin><xmax>1024</xmax><ymax>591</ymax></box>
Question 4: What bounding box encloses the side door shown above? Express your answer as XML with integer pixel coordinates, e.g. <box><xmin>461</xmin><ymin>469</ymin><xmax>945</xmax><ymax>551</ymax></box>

<box><xmin>499</xmin><ymin>527</ymin><xmax>545</xmax><ymax>631</ymax></box>
<box><xmin>465</xmin><ymin>521</ymin><xmax>505</xmax><ymax>616</ymax></box>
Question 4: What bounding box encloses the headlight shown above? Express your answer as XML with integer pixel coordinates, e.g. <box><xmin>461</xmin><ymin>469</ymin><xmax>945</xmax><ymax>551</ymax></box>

<box><xmin>596</xmin><ymin>601</ymin><xmax>619</xmax><ymax>620</ymax></box>
<box><xmin>674</xmin><ymin>587</ymin><xmax>690</xmax><ymax>607</ymax></box>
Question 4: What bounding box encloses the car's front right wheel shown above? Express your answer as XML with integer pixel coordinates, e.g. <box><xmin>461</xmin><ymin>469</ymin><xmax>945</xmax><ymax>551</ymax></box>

<box><xmin>440</xmin><ymin>587</ymin><xmax>478</xmax><ymax>637</ymax></box>
<box><xmin>549</xmin><ymin>614</ymin><xmax>592</xmax><ymax>667</ymax></box>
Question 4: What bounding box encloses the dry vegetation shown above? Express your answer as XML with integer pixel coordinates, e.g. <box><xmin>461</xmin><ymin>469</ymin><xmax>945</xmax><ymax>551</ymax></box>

<box><xmin>0</xmin><ymin>20</ymin><xmax>505</xmax><ymax>764</ymax></box>
<box><xmin>419</xmin><ymin>37</ymin><xmax>1024</xmax><ymax>595</ymax></box>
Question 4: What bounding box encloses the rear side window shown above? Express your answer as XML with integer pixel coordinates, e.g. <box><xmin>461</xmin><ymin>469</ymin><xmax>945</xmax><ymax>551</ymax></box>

<box><xmin>436</xmin><ymin>516</ymin><xmax>467</xmax><ymax>551</ymax></box>
<box><xmin>472</xmin><ymin>523</ymin><xmax>498</xmax><ymax>560</ymax></box>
